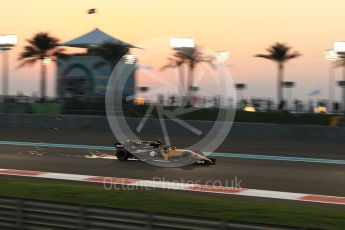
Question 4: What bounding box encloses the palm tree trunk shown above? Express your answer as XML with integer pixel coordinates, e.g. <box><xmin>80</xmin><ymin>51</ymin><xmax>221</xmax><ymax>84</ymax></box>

<box><xmin>342</xmin><ymin>64</ymin><xmax>345</xmax><ymax>112</ymax></box>
<box><xmin>178</xmin><ymin>64</ymin><xmax>185</xmax><ymax>100</ymax></box>
<box><xmin>277</xmin><ymin>62</ymin><xmax>284</xmax><ymax>105</ymax></box>
<box><xmin>41</xmin><ymin>62</ymin><xmax>46</xmax><ymax>101</ymax></box>
<box><xmin>189</xmin><ymin>67</ymin><xmax>194</xmax><ymax>90</ymax></box>
<box><xmin>187</xmin><ymin>65</ymin><xmax>194</xmax><ymax>106</ymax></box>
<box><xmin>187</xmin><ymin>65</ymin><xmax>195</xmax><ymax>93</ymax></box>
<box><xmin>2</xmin><ymin>50</ymin><xmax>9</xmax><ymax>99</ymax></box>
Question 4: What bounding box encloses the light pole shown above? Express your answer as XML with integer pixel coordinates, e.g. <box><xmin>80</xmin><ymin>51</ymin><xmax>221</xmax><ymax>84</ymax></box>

<box><xmin>217</xmin><ymin>51</ymin><xmax>230</xmax><ymax>107</ymax></box>
<box><xmin>324</xmin><ymin>49</ymin><xmax>338</xmax><ymax>112</ymax></box>
<box><xmin>337</xmin><ymin>80</ymin><xmax>345</xmax><ymax>110</ymax></box>
<box><xmin>282</xmin><ymin>81</ymin><xmax>295</xmax><ymax>110</ymax></box>
<box><xmin>122</xmin><ymin>54</ymin><xmax>137</xmax><ymax>103</ymax></box>
<box><xmin>235</xmin><ymin>83</ymin><xmax>246</xmax><ymax>103</ymax></box>
<box><xmin>41</xmin><ymin>57</ymin><xmax>51</xmax><ymax>101</ymax></box>
<box><xmin>0</xmin><ymin>35</ymin><xmax>17</xmax><ymax>100</ymax></box>
<box><xmin>235</xmin><ymin>83</ymin><xmax>247</xmax><ymax>109</ymax></box>
<box><xmin>333</xmin><ymin>42</ymin><xmax>345</xmax><ymax>111</ymax></box>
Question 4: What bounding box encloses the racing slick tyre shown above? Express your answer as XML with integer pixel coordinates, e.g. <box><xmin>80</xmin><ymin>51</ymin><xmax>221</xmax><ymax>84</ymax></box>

<box><xmin>206</xmin><ymin>157</ymin><xmax>216</xmax><ymax>165</ymax></box>
<box><xmin>195</xmin><ymin>157</ymin><xmax>216</xmax><ymax>165</ymax></box>
<box><xmin>116</xmin><ymin>150</ymin><xmax>130</xmax><ymax>161</ymax></box>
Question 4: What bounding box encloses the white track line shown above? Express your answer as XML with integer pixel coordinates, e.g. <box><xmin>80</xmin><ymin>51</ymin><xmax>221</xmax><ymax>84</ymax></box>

<box><xmin>0</xmin><ymin>168</ymin><xmax>344</xmax><ymax>205</ymax></box>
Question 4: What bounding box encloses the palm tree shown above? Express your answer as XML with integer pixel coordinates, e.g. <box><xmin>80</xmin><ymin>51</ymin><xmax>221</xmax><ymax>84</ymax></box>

<box><xmin>162</xmin><ymin>46</ymin><xmax>214</xmax><ymax>105</ymax></box>
<box><xmin>176</xmin><ymin>47</ymin><xmax>215</xmax><ymax>93</ymax></box>
<box><xmin>90</xmin><ymin>42</ymin><xmax>129</xmax><ymax>68</ymax></box>
<box><xmin>255</xmin><ymin>42</ymin><xmax>301</xmax><ymax>106</ymax></box>
<box><xmin>161</xmin><ymin>56</ymin><xmax>185</xmax><ymax>97</ymax></box>
<box><xmin>18</xmin><ymin>32</ymin><xmax>65</xmax><ymax>101</ymax></box>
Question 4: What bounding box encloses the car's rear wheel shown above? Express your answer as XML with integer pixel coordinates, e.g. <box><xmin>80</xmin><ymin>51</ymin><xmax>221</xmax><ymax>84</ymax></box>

<box><xmin>116</xmin><ymin>150</ymin><xmax>130</xmax><ymax>161</ymax></box>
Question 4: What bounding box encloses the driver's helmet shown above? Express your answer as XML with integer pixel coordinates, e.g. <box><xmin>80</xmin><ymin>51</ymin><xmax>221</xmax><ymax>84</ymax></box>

<box><xmin>162</xmin><ymin>145</ymin><xmax>169</xmax><ymax>153</ymax></box>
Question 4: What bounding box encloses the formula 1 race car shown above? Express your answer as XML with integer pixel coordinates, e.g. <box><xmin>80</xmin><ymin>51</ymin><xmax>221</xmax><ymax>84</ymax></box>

<box><xmin>114</xmin><ymin>140</ymin><xmax>216</xmax><ymax>165</ymax></box>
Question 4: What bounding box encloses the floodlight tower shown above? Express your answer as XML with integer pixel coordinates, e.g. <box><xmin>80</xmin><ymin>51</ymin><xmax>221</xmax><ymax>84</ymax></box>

<box><xmin>334</xmin><ymin>42</ymin><xmax>345</xmax><ymax>111</ymax></box>
<box><xmin>324</xmin><ymin>49</ymin><xmax>338</xmax><ymax>111</ymax></box>
<box><xmin>0</xmin><ymin>34</ymin><xmax>17</xmax><ymax>99</ymax></box>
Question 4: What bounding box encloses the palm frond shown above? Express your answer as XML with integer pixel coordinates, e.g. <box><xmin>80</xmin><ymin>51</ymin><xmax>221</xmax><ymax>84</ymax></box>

<box><xmin>162</xmin><ymin>46</ymin><xmax>215</xmax><ymax>71</ymax></box>
<box><xmin>17</xmin><ymin>58</ymin><xmax>38</xmax><ymax>68</ymax></box>
<box><xmin>334</xmin><ymin>59</ymin><xmax>345</xmax><ymax>68</ymax></box>
<box><xmin>160</xmin><ymin>60</ymin><xmax>177</xmax><ymax>71</ymax></box>
<box><xmin>255</xmin><ymin>42</ymin><xmax>301</xmax><ymax>63</ymax></box>
<box><xmin>284</xmin><ymin>52</ymin><xmax>302</xmax><ymax>60</ymax></box>
<box><xmin>90</xmin><ymin>42</ymin><xmax>129</xmax><ymax>67</ymax></box>
<box><xmin>254</xmin><ymin>54</ymin><xmax>275</xmax><ymax>60</ymax></box>
<box><xmin>18</xmin><ymin>32</ymin><xmax>64</xmax><ymax>68</ymax></box>
<box><xmin>52</xmin><ymin>52</ymin><xmax>69</xmax><ymax>61</ymax></box>
<box><xmin>18</xmin><ymin>46</ymin><xmax>40</xmax><ymax>60</ymax></box>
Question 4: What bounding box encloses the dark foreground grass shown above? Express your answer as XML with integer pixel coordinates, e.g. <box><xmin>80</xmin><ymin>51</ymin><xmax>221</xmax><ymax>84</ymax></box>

<box><xmin>0</xmin><ymin>177</ymin><xmax>344</xmax><ymax>229</ymax></box>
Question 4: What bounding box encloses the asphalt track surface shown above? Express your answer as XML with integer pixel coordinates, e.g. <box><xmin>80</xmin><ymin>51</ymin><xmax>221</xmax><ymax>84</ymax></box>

<box><xmin>0</xmin><ymin>128</ymin><xmax>344</xmax><ymax>197</ymax></box>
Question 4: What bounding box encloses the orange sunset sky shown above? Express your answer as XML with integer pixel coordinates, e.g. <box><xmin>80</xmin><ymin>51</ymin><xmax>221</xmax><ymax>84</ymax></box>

<box><xmin>1</xmin><ymin>0</ymin><xmax>345</xmax><ymax>100</ymax></box>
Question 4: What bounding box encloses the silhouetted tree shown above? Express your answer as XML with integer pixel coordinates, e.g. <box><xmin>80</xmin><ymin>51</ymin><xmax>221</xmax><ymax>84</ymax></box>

<box><xmin>90</xmin><ymin>42</ymin><xmax>129</xmax><ymax>68</ymax></box>
<box><xmin>161</xmin><ymin>56</ymin><xmax>186</xmax><ymax>97</ymax></box>
<box><xmin>255</xmin><ymin>43</ymin><xmax>301</xmax><ymax>106</ymax></box>
<box><xmin>162</xmin><ymin>46</ymin><xmax>214</xmax><ymax>106</ymax></box>
<box><xmin>18</xmin><ymin>32</ymin><xmax>66</xmax><ymax>101</ymax></box>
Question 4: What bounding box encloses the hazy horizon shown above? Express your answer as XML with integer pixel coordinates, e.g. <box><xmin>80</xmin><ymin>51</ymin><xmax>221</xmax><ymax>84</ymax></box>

<box><xmin>2</xmin><ymin>0</ymin><xmax>345</xmax><ymax>101</ymax></box>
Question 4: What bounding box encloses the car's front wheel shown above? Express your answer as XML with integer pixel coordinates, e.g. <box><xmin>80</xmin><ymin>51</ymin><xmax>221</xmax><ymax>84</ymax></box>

<box><xmin>116</xmin><ymin>150</ymin><xmax>130</xmax><ymax>161</ymax></box>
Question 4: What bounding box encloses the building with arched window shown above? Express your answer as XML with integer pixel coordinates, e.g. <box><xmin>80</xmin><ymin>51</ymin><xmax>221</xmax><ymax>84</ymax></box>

<box><xmin>57</xmin><ymin>28</ymin><xmax>136</xmax><ymax>103</ymax></box>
